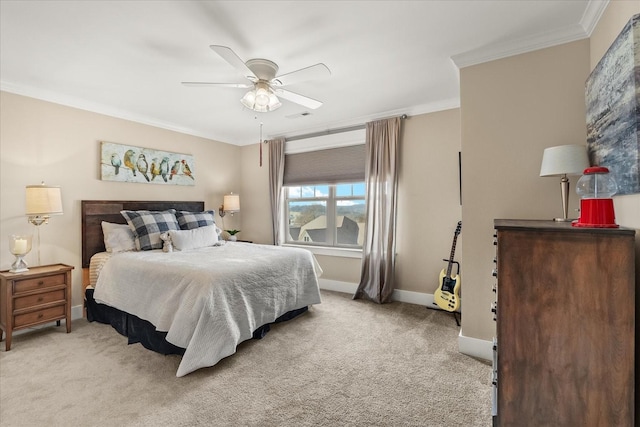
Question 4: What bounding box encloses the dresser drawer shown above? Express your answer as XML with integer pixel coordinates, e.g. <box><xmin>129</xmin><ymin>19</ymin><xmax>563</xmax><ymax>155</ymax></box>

<box><xmin>14</xmin><ymin>289</ymin><xmax>66</xmax><ymax>311</ymax></box>
<box><xmin>13</xmin><ymin>273</ymin><xmax>66</xmax><ymax>294</ymax></box>
<box><xmin>14</xmin><ymin>304</ymin><xmax>66</xmax><ymax>328</ymax></box>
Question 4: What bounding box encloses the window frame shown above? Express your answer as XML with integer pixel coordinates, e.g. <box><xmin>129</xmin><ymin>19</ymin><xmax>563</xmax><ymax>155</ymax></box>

<box><xmin>284</xmin><ymin>182</ymin><xmax>365</xmax><ymax>249</ymax></box>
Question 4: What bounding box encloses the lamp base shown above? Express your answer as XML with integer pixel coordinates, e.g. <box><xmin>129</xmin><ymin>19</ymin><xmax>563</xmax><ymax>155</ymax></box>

<box><xmin>10</xmin><ymin>255</ymin><xmax>29</xmax><ymax>273</ymax></box>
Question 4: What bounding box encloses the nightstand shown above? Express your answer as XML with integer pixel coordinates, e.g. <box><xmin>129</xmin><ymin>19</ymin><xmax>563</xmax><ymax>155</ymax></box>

<box><xmin>0</xmin><ymin>263</ymin><xmax>74</xmax><ymax>350</ymax></box>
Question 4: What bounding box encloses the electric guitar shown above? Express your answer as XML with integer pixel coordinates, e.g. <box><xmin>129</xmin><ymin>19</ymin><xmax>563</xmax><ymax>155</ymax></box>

<box><xmin>434</xmin><ymin>221</ymin><xmax>462</xmax><ymax>312</ymax></box>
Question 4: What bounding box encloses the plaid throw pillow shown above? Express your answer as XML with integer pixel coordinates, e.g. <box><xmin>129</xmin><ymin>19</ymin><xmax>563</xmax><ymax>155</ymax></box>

<box><xmin>121</xmin><ymin>209</ymin><xmax>179</xmax><ymax>251</ymax></box>
<box><xmin>175</xmin><ymin>210</ymin><xmax>216</xmax><ymax>230</ymax></box>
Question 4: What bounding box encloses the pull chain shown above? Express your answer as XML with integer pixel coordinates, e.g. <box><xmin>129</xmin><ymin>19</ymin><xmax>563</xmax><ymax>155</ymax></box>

<box><xmin>259</xmin><ymin>122</ymin><xmax>264</xmax><ymax>167</ymax></box>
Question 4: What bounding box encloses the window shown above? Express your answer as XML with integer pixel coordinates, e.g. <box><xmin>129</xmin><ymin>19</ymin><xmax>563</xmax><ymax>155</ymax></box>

<box><xmin>285</xmin><ymin>182</ymin><xmax>365</xmax><ymax>248</ymax></box>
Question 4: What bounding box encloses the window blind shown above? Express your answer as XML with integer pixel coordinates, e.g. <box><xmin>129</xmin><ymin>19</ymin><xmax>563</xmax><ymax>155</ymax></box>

<box><xmin>283</xmin><ymin>144</ymin><xmax>365</xmax><ymax>186</ymax></box>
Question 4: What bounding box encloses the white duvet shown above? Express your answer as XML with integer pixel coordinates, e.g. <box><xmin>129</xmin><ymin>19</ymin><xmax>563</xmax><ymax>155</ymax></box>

<box><xmin>93</xmin><ymin>242</ymin><xmax>322</xmax><ymax>377</ymax></box>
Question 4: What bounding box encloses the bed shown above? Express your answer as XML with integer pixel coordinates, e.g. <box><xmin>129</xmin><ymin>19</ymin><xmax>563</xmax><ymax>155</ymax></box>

<box><xmin>81</xmin><ymin>200</ymin><xmax>322</xmax><ymax>377</ymax></box>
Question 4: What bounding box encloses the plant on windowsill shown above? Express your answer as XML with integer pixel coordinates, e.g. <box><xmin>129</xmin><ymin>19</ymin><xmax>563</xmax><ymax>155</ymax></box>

<box><xmin>225</xmin><ymin>229</ymin><xmax>241</xmax><ymax>242</ymax></box>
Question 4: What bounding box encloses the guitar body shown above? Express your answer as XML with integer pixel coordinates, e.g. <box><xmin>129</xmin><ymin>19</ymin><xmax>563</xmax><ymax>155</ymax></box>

<box><xmin>434</xmin><ymin>268</ymin><xmax>461</xmax><ymax>312</ymax></box>
<box><xmin>434</xmin><ymin>221</ymin><xmax>462</xmax><ymax>312</ymax></box>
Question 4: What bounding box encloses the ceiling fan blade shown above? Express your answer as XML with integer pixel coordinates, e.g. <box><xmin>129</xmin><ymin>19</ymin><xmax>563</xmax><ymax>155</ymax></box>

<box><xmin>181</xmin><ymin>81</ymin><xmax>253</xmax><ymax>88</ymax></box>
<box><xmin>275</xmin><ymin>88</ymin><xmax>323</xmax><ymax>110</ymax></box>
<box><xmin>273</xmin><ymin>63</ymin><xmax>331</xmax><ymax>87</ymax></box>
<box><xmin>209</xmin><ymin>45</ymin><xmax>257</xmax><ymax>80</ymax></box>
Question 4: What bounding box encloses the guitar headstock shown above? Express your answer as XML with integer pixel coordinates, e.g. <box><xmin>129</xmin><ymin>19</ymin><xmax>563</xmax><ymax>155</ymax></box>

<box><xmin>455</xmin><ymin>221</ymin><xmax>462</xmax><ymax>235</ymax></box>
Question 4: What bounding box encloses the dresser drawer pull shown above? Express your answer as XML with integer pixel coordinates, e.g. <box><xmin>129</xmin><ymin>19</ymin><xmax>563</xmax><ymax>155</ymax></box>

<box><xmin>38</xmin><ymin>313</ymin><xmax>44</xmax><ymax>319</ymax></box>
<box><xmin>37</xmin><ymin>297</ymin><xmax>44</xmax><ymax>302</ymax></box>
<box><xmin>38</xmin><ymin>281</ymin><xmax>44</xmax><ymax>286</ymax></box>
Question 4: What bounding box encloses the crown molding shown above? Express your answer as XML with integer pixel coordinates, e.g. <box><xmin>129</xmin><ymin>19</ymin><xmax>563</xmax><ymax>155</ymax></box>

<box><xmin>451</xmin><ymin>0</ymin><xmax>609</xmax><ymax>69</ymax></box>
<box><xmin>0</xmin><ymin>81</ymin><xmax>230</xmax><ymax>143</ymax></box>
<box><xmin>580</xmin><ymin>0</ymin><xmax>609</xmax><ymax>36</ymax></box>
<box><xmin>451</xmin><ymin>24</ymin><xmax>588</xmax><ymax>69</ymax></box>
<box><xmin>262</xmin><ymin>97</ymin><xmax>461</xmax><ymax>148</ymax></box>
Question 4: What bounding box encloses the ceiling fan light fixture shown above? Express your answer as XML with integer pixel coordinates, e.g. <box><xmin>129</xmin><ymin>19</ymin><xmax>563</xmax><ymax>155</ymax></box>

<box><xmin>240</xmin><ymin>90</ymin><xmax>256</xmax><ymax>109</ymax></box>
<box><xmin>255</xmin><ymin>87</ymin><xmax>270</xmax><ymax>108</ymax></box>
<box><xmin>268</xmin><ymin>92</ymin><xmax>282</xmax><ymax>110</ymax></box>
<box><xmin>241</xmin><ymin>82</ymin><xmax>282</xmax><ymax>112</ymax></box>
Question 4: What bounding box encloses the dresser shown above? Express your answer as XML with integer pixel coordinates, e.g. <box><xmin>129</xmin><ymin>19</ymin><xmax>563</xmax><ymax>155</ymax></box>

<box><xmin>492</xmin><ymin>220</ymin><xmax>635</xmax><ymax>426</ymax></box>
<box><xmin>0</xmin><ymin>263</ymin><xmax>74</xmax><ymax>350</ymax></box>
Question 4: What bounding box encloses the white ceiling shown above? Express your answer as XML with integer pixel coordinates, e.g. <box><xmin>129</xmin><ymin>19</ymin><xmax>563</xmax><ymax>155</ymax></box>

<box><xmin>0</xmin><ymin>1</ymin><xmax>606</xmax><ymax>146</ymax></box>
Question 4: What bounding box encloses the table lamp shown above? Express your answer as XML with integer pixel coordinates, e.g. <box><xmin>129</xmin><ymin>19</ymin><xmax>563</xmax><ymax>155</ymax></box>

<box><xmin>25</xmin><ymin>182</ymin><xmax>63</xmax><ymax>265</ymax></box>
<box><xmin>539</xmin><ymin>145</ymin><xmax>590</xmax><ymax>221</ymax></box>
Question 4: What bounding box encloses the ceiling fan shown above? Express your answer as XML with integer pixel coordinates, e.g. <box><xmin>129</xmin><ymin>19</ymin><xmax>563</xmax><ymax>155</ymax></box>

<box><xmin>182</xmin><ymin>45</ymin><xmax>331</xmax><ymax>112</ymax></box>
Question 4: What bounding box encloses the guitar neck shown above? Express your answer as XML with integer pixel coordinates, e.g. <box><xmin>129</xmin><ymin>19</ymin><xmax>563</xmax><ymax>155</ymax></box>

<box><xmin>445</xmin><ymin>222</ymin><xmax>462</xmax><ymax>278</ymax></box>
<box><xmin>446</xmin><ymin>237</ymin><xmax>458</xmax><ymax>277</ymax></box>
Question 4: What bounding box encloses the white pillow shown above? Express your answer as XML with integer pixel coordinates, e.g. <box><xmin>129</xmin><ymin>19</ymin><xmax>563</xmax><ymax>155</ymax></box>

<box><xmin>101</xmin><ymin>221</ymin><xmax>136</xmax><ymax>253</ymax></box>
<box><xmin>168</xmin><ymin>225</ymin><xmax>219</xmax><ymax>251</ymax></box>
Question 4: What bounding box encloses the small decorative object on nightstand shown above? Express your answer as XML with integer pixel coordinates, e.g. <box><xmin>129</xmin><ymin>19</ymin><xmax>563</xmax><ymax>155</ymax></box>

<box><xmin>8</xmin><ymin>234</ymin><xmax>33</xmax><ymax>273</ymax></box>
<box><xmin>0</xmin><ymin>263</ymin><xmax>74</xmax><ymax>351</ymax></box>
<box><xmin>225</xmin><ymin>229</ymin><xmax>241</xmax><ymax>242</ymax></box>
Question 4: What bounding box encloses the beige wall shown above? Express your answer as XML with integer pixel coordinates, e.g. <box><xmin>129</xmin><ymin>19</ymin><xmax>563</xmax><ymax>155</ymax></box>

<box><xmin>460</xmin><ymin>39</ymin><xmax>591</xmax><ymax>341</ymax></box>
<box><xmin>0</xmin><ymin>91</ymin><xmax>241</xmax><ymax>306</ymax></box>
<box><xmin>239</xmin><ymin>109</ymin><xmax>462</xmax><ymax>288</ymax></box>
<box><xmin>396</xmin><ymin>109</ymin><xmax>462</xmax><ymax>293</ymax></box>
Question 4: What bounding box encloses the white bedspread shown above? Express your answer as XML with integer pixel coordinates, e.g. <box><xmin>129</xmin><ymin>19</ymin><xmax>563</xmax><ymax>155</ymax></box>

<box><xmin>93</xmin><ymin>242</ymin><xmax>322</xmax><ymax>377</ymax></box>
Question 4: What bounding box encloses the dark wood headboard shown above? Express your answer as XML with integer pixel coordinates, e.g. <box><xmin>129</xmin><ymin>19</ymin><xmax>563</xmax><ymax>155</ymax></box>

<box><xmin>81</xmin><ymin>200</ymin><xmax>205</xmax><ymax>268</ymax></box>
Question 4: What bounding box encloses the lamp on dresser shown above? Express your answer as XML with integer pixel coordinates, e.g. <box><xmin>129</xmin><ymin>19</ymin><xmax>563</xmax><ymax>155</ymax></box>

<box><xmin>539</xmin><ymin>145</ymin><xmax>589</xmax><ymax>221</ymax></box>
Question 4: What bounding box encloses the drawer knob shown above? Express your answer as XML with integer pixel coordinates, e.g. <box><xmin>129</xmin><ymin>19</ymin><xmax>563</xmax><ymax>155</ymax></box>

<box><xmin>37</xmin><ymin>297</ymin><xmax>44</xmax><ymax>302</ymax></box>
<box><xmin>38</xmin><ymin>313</ymin><xmax>44</xmax><ymax>319</ymax></box>
<box><xmin>38</xmin><ymin>281</ymin><xmax>44</xmax><ymax>286</ymax></box>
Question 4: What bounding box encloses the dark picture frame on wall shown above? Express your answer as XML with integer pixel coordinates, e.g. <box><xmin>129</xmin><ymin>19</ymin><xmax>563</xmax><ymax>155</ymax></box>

<box><xmin>459</xmin><ymin>151</ymin><xmax>462</xmax><ymax>206</ymax></box>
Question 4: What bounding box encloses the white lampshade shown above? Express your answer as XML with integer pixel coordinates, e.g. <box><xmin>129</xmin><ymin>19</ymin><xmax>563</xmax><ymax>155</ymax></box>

<box><xmin>240</xmin><ymin>90</ymin><xmax>256</xmax><ymax>109</ymax></box>
<box><xmin>25</xmin><ymin>184</ymin><xmax>63</xmax><ymax>216</ymax></box>
<box><xmin>540</xmin><ymin>145</ymin><xmax>590</xmax><ymax>177</ymax></box>
<box><xmin>223</xmin><ymin>193</ymin><xmax>240</xmax><ymax>212</ymax></box>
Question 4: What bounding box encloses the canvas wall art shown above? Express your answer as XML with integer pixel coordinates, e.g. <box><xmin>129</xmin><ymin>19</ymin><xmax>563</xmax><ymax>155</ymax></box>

<box><xmin>585</xmin><ymin>13</ymin><xmax>639</xmax><ymax>196</ymax></box>
<box><xmin>100</xmin><ymin>141</ymin><xmax>195</xmax><ymax>186</ymax></box>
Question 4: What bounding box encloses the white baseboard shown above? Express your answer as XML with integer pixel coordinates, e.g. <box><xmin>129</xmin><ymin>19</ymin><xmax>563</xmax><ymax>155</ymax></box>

<box><xmin>319</xmin><ymin>279</ymin><xmax>453</xmax><ymax>308</ymax></box>
<box><xmin>72</xmin><ymin>304</ymin><xmax>84</xmax><ymax>320</ymax></box>
<box><xmin>318</xmin><ymin>278</ymin><xmax>358</xmax><ymax>294</ymax></box>
<box><xmin>458</xmin><ymin>331</ymin><xmax>492</xmax><ymax>361</ymax></box>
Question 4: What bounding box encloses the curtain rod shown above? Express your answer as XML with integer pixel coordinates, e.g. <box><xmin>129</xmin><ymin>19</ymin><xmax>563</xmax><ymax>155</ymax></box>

<box><xmin>284</xmin><ymin>114</ymin><xmax>407</xmax><ymax>142</ymax></box>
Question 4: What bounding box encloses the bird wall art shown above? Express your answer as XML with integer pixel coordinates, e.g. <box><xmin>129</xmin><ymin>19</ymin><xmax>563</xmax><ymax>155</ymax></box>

<box><xmin>100</xmin><ymin>141</ymin><xmax>195</xmax><ymax>186</ymax></box>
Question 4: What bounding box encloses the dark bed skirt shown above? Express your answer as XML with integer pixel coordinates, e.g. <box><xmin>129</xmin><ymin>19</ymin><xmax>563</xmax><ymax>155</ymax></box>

<box><xmin>85</xmin><ymin>288</ymin><xmax>308</xmax><ymax>356</ymax></box>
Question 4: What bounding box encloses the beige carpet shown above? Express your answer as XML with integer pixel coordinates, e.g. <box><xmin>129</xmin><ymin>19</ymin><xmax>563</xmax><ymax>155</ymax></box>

<box><xmin>0</xmin><ymin>290</ymin><xmax>491</xmax><ymax>426</ymax></box>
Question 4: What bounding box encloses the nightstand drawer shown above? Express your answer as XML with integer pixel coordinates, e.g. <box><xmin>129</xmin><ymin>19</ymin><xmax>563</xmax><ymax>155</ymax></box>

<box><xmin>14</xmin><ymin>289</ymin><xmax>66</xmax><ymax>311</ymax></box>
<box><xmin>14</xmin><ymin>304</ymin><xmax>66</xmax><ymax>328</ymax></box>
<box><xmin>13</xmin><ymin>273</ymin><xmax>66</xmax><ymax>294</ymax></box>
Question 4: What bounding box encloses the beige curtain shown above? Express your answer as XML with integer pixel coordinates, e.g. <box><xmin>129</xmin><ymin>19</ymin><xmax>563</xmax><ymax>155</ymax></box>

<box><xmin>268</xmin><ymin>138</ymin><xmax>285</xmax><ymax>245</ymax></box>
<box><xmin>354</xmin><ymin>117</ymin><xmax>401</xmax><ymax>303</ymax></box>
